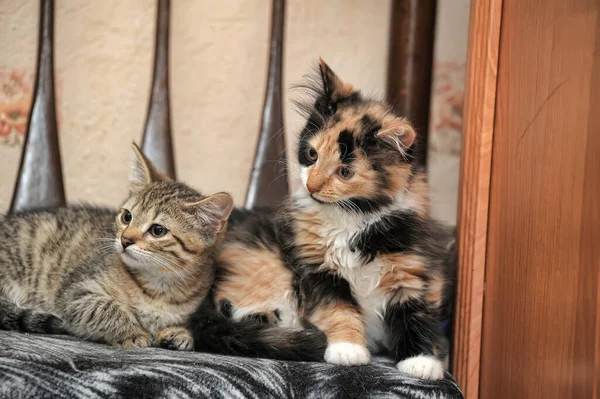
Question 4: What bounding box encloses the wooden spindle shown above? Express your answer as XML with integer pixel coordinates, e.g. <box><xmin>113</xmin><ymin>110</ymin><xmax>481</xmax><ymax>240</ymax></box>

<box><xmin>386</xmin><ymin>0</ymin><xmax>437</xmax><ymax>165</ymax></box>
<box><xmin>141</xmin><ymin>0</ymin><xmax>175</xmax><ymax>179</ymax></box>
<box><xmin>245</xmin><ymin>0</ymin><xmax>288</xmax><ymax>209</ymax></box>
<box><xmin>10</xmin><ymin>0</ymin><xmax>65</xmax><ymax>213</ymax></box>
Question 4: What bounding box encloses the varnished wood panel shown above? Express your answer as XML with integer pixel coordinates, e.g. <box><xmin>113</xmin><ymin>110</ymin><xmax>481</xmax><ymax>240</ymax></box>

<box><xmin>480</xmin><ymin>1</ymin><xmax>600</xmax><ymax>398</ymax></box>
<box><xmin>451</xmin><ymin>0</ymin><xmax>503</xmax><ymax>397</ymax></box>
<box><xmin>386</xmin><ymin>0</ymin><xmax>436</xmax><ymax>164</ymax></box>
<box><xmin>10</xmin><ymin>0</ymin><xmax>65</xmax><ymax>213</ymax></box>
<box><xmin>141</xmin><ymin>0</ymin><xmax>175</xmax><ymax>179</ymax></box>
<box><xmin>245</xmin><ymin>0</ymin><xmax>288</xmax><ymax>209</ymax></box>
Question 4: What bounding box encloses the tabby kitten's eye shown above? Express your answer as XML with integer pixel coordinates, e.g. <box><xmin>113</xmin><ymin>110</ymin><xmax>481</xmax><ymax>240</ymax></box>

<box><xmin>149</xmin><ymin>224</ymin><xmax>168</xmax><ymax>238</ymax></box>
<box><xmin>337</xmin><ymin>166</ymin><xmax>354</xmax><ymax>180</ymax></box>
<box><xmin>307</xmin><ymin>147</ymin><xmax>318</xmax><ymax>162</ymax></box>
<box><xmin>121</xmin><ymin>210</ymin><xmax>132</xmax><ymax>224</ymax></box>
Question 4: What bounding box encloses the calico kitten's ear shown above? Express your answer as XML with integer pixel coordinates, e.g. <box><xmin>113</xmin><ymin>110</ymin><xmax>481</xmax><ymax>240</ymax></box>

<box><xmin>130</xmin><ymin>143</ymin><xmax>171</xmax><ymax>190</ymax></box>
<box><xmin>187</xmin><ymin>193</ymin><xmax>234</xmax><ymax>234</ymax></box>
<box><xmin>318</xmin><ymin>58</ymin><xmax>356</xmax><ymax>100</ymax></box>
<box><xmin>377</xmin><ymin>118</ymin><xmax>417</xmax><ymax>151</ymax></box>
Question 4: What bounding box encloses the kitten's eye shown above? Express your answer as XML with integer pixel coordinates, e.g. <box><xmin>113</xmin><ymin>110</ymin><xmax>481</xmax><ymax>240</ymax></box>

<box><xmin>338</xmin><ymin>166</ymin><xmax>354</xmax><ymax>180</ymax></box>
<box><xmin>121</xmin><ymin>210</ymin><xmax>132</xmax><ymax>224</ymax></box>
<box><xmin>149</xmin><ymin>224</ymin><xmax>168</xmax><ymax>238</ymax></box>
<box><xmin>327</xmin><ymin>103</ymin><xmax>337</xmax><ymax>114</ymax></box>
<box><xmin>307</xmin><ymin>147</ymin><xmax>318</xmax><ymax>162</ymax></box>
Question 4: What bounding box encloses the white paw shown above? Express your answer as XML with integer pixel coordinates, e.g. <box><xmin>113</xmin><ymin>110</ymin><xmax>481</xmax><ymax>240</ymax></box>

<box><xmin>324</xmin><ymin>342</ymin><xmax>371</xmax><ymax>366</ymax></box>
<box><xmin>397</xmin><ymin>355</ymin><xmax>445</xmax><ymax>380</ymax></box>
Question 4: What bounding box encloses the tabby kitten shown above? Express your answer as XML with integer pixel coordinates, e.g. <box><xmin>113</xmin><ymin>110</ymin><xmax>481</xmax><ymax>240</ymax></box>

<box><xmin>0</xmin><ymin>144</ymin><xmax>233</xmax><ymax>349</ymax></box>
<box><xmin>190</xmin><ymin>60</ymin><xmax>453</xmax><ymax>380</ymax></box>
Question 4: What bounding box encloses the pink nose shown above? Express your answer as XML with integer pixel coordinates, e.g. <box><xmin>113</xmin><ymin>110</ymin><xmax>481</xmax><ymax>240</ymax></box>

<box><xmin>121</xmin><ymin>236</ymin><xmax>134</xmax><ymax>249</ymax></box>
<box><xmin>306</xmin><ymin>182</ymin><xmax>320</xmax><ymax>194</ymax></box>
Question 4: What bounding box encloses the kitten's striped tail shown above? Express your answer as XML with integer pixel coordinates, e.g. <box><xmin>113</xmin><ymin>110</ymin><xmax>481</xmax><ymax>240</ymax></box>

<box><xmin>189</xmin><ymin>297</ymin><xmax>327</xmax><ymax>362</ymax></box>
<box><xmin>0</xmin><ymin>297</ymin><xmax>66</xmax><ymax>334</ymax></box>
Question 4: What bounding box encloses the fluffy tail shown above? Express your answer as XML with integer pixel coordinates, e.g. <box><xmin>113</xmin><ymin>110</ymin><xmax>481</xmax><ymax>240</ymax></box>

<box><xmin>0</xmin><ymin>297</ymin><xmax>65</xmax><ymax>334</ymax></box>
<box><xmin>189</xmin><ymin>298</ymin><xmax>327</xmax><ymax>362</ymax></box>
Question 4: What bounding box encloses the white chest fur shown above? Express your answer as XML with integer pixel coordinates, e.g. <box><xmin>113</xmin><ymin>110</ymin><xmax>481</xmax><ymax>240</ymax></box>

<box><xmin>336</xmin><ymin>260</ymin><xmax>390</xmax><ymax>351</ymax></box>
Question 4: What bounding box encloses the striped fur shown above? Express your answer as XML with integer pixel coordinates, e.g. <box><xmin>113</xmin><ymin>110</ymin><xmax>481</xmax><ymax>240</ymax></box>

<box><xmin>0</xmin><ymin>144</ymin><xmax>233</xmax><ymax>349</ymax></box>
<box><xmin>192</xmin><ymin>61</ymin><xmax>455</xmax><ymax>380</ymax></box>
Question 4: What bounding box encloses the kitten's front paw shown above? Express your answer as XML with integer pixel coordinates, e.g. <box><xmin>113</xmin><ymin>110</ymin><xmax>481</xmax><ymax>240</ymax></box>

<box><xmin>324</xmin><ymin>342</ymin><xmax>370</xmax><ymax>366</ymax></box>
<box><xmin>116</xmin><ymin>331</ymin><xmax>152</xmax><ymax>349</ymax></box>
<box><xmin>397</xmin><ymin>355</ymin><xmax>445</xmax><ymax>380</ymax></box>
<box><xmin>157</xmin><ymin>327</ymin><xmax>194</xmax><ymax>351</ymax></box>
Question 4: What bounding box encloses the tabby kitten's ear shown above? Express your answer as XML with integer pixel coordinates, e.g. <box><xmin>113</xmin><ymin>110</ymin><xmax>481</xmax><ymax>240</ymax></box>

<box><xmin>378</xmin><ymin>118</ymin><xmax>417</xmax><ymax>151</ymax></box>
<box><xmin>186</xmin><ymin>193</ymin><xmax>234</xmax><ymax>234</ymax></box>
<box><xmin>318</xmin><ymin>58</ymin><xmax>356</xmax><ymax>101</ymax></box>
<box><xmin>130</xmin><ymin>143</ymin><xmax>171</xmax><ymax>191</ymax></box>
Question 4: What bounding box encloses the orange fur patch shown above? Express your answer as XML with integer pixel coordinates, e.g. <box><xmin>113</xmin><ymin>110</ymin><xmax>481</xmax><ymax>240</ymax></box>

<box><xmin>377</xmin><ymin>253</ymin><xmax>429</xmax><ymax>305</ymax></box>
<box><xmin>310</xmin><ymin>303</ymin><xmax>366</xmax><ymax>345</ymax></box>
<box><xmin>425</xmin><ymin>273</ymin><xmax>445</xmax><ymax>309</ymax></box>
<box><xmin>293</xmin><ymin>212</ymin><xmax>327</xmax><ymax>264</ymax></box>
<box><xmin>215</xmin><ymin>243</ymin><xmax>293</xmax><ymax>315</ymax></box>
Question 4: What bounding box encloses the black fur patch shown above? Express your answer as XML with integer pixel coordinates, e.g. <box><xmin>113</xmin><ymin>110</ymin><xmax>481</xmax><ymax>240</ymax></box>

<box><xmin>338</xmin><ymin>130</ymin><xmax>355</xmax><ymax>164</ymax></box>
<box><xmin>350</xmin><ymin>211</ymin><xmax>422</xmax><ymax>262</ymax></box>
<box><xmin>340</xmin><ymin>195</ymin><xmax>394</xmax><ymax>215</ymax></box>
<box><xmin>189</xmin><ymin>294</ymin><xmax>327</xmax><ymax>362</ymax></box>
<box><xmin>219</xmin><ymin>300</ymin><xmax>233</xmax><ymax>318</ymax></box>
<box><xmin>359</xmin><ymin>115</ymin><xmax>381</xmax><ymax>147</ymax></box>
<box><xmin>299</xmin><ymin>271</ymin><xmax>360</xmax><ymax>314</ymax></box>
<box><xmin>385</xmin><ymin>299</ymin><xmax>441</xmax><ymax>361</ymax></box>
<box><xmin>298</xmin><ymin>113</ymin><xmax>323</xmax><ymax>167</ymax></box>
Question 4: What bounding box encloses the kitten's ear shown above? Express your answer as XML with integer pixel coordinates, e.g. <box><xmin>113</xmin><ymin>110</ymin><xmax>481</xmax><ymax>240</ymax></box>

<box><xmin>130</xmin><ymin>143</ymin><xmax>171</xmax><ymax>190</ymax></box>
<box><xmin>377</xmin><ymin>118</ymin><xmax>417</xmax><ymax>151</ymax></box>
<box><xmin>318</xmin><ymin>58</ymin><xmax>356</xmax><ymax>100</ymax></box>
<box><xmin>187</xmin><ymin>193</ymin><xmax>234</xmax><ymax>234</ymax></box>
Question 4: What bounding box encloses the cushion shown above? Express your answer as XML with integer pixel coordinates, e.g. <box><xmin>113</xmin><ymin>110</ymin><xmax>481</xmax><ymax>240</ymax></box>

<box><xmin>0</xmin><ymin>331</ymin><xmax>463</xmax><ymax>399</ymax></box>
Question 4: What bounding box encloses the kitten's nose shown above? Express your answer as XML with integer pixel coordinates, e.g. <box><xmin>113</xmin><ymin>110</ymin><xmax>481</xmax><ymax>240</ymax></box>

<box><xmin>306</xmin><ymin>173</ymin><xmax>325</xmax><ymax>194</ymax></box>
<box><xmin>306</xmin><ymin>183</ymin><xmax>319</xmax><ymax>194</ymax></box>
<box><xmin>121</xmin><ymin>236</ymin><xmax>134</xmax><ymax>249</ymax></box>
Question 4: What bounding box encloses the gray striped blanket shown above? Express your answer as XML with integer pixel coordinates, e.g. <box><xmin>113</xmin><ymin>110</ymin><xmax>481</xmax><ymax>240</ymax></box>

<box><xmin>0</xmin><ymin>331</ymin><xmax>463</xmax><ymax>399</ymax></box>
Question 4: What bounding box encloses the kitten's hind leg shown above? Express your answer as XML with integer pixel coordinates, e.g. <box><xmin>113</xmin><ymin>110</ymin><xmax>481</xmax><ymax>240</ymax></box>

<box><xmin>386</xmin><ymin>300</ymin><xmax>445</xmax><ymax>380</ymax></box>
<box><xmin>156</xmin><ymin>326</ymin><xmax>194</xmax><ymax>351</ymax></box>
<box><xmin>0</xmin><ymin>297</ymin><xmax>65</xmax><ymax>334</ymax></box>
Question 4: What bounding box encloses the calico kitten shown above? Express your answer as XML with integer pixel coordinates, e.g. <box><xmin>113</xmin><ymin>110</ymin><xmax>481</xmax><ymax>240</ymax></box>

<box><xmin>0</xmin><ymin>144</ymin><xmax>233</xmax><ymax>349</ymax></box>
<box><xmin>190</xmin><ymin>60</ymin><xmax>454</xmax><ymax>380</ymax></box>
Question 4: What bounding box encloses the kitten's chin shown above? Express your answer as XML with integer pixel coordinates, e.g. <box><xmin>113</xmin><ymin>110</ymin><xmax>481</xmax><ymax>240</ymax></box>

<box><xmin>309</xmin><ymin>194</ymin><xmax>333</xmax><ymax>205</ymax></box>
<box><xmin>119</xmin><ymin>251</ymin><xmax>147</xmax><ymax>269</ymax></box>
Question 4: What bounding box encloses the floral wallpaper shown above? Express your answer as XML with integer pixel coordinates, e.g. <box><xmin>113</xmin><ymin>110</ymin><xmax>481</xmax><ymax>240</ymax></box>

<box><xmin>430</xmin><ymin>61</ymin><xmax>465</xmax><ymax>149</ymax></box>
<box><xmin>0</xmin><ymin>70</ymin><xmax>33</xmax><ymax>147</ymax></box>
<box><xmin>427</xmin><ymin>1</ymin><xmax>470</xmax><ymax>227</ymax></box>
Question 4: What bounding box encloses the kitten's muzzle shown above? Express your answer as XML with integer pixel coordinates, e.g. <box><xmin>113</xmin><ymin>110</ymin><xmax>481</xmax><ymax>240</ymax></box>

<box><xmin>121</xmin><ymin>236</ymin><xmax>135</xmax><ymax>249</ymax></box>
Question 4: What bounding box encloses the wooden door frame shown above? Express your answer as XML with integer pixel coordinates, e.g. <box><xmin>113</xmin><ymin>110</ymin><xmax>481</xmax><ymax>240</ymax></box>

<box><xmin>452</xmin><ymin>0</ymin><xmax>503</xmax><ymax>398</ymax></box>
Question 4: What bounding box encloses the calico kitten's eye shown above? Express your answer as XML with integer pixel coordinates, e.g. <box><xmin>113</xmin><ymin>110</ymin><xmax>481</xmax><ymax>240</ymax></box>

<box><xmin>307</xmin><ymin>147</ymin><xmax>318</xmax><ymax>162</ymax></box>
<box><xmin>149</xmin><ymin>224</ymin><xmax>168</xmax><ymax>238</ymax></box>
<box><xmin>327</xmin><ymin>102</ymin><xmax>337</xmax><ymax>114</ymax></box>
<box><xmin>121</xmin><ymin>210</ymin><xmax>132</xmax><ymax>224</ymax></box>
<box><xmin>338</xmin><ymin>166</ymin><xmax>354</xmax><ymax>180</ymax></box>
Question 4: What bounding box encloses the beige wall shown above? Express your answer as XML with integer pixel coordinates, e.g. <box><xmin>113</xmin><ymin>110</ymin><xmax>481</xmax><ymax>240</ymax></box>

<box><xmin>1</xmin><ymin>0</ymin><xmax>469</xmax><ymax>227</ymax></box>
<box><xmin>0</xmin><ymin>0</ymin><xmax>392</xmax><ymax>209</ymax></box>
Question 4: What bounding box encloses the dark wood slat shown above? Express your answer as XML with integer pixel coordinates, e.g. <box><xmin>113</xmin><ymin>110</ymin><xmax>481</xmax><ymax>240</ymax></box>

<box><xmin>141</xmin><ymin>0</ymin><xmax>175</xmax><ymax>179</ymax></box>
<box><xmin>10</xmin><ymin>0</ymin><xmax>65</xmax><ymax>213</ymax></box>
<box><xmin>386</xmin><ymin>0</ymin><xmax>437</xmax><ymax>165</ymax></box>
<box><xmin>245</xmin><ymin>0</ymin><xmax>288</xmax><ymax>209</ymax></box>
